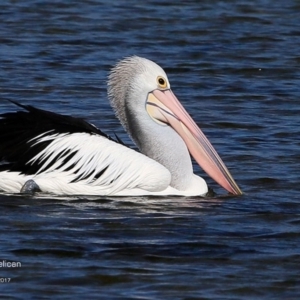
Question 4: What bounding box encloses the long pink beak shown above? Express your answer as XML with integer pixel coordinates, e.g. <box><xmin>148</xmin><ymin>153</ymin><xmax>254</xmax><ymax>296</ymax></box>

<box><xmin>146</xmin><ymin>89</ymin><xmax>242</xmax><ymax>195</ymax></box>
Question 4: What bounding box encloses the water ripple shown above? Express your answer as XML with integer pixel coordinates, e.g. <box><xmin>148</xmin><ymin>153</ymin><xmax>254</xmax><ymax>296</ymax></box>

<box><xmin>0</xmin><ymin>0</ymin><xmax>300</xmax><ymax>299</ymax></box>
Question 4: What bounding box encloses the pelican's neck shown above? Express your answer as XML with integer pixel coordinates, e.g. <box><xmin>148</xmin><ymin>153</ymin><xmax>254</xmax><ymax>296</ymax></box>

<box><xmin>126</xmin><ymin>105</ymin><xmax>194</xmax><ymax>190</ymax></box>
<box><xmin>107</xmin><ymin>56</ymin><xmax>199</xmax><ymax>192</ymax></box>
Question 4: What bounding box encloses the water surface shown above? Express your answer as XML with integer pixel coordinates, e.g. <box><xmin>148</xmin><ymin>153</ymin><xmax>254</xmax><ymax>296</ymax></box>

<box><xmin>0</xmin><ymin>1</ymin><xmax>300</xmax><ymax>299</ymax></box>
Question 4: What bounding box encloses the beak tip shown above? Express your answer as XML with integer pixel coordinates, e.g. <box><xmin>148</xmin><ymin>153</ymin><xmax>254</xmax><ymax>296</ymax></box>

<box><xmin>233</xmin><ymin>187</ymin><xmax>243</xmax><ymax>196</ymax></box>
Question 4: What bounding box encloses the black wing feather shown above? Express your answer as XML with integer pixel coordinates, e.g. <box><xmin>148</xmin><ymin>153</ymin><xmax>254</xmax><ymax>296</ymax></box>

<box><xmin>0</xmin><ymin>100</ymin><xmax>117</xmax><ymax>175</ymax></box>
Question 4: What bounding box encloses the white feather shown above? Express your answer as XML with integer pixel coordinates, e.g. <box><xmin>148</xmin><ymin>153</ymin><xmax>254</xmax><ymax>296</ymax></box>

<box><xmin>0</xmin><ymin>132</ymin><xmax>173</xmax><ymax>195</ymax></box>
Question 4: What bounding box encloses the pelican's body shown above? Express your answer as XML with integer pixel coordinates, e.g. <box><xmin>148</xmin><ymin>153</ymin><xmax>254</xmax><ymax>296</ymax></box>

<box><xmin>0</xmin><ymin>56</ymin><xmax>242</xmax><ymax>196</ymax></box>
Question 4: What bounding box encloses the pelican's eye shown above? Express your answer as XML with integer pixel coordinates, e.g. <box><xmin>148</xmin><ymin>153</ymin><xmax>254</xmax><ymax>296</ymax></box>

<box><xmin>157</xmin><ymin>76</ymin><xmax>167</xmax><ymax>89</ymax></box>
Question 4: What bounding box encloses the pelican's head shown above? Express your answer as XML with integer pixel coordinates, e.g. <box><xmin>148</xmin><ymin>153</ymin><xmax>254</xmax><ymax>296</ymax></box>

<box><xmin>108</xmin><ymin>56</ymin><xmax>242</xmax><ymax>195</ymax></box>
<box><xmin>108</xmin><ymin>56</ymin><xmax>170</xmax><ymax>130</ymax></box>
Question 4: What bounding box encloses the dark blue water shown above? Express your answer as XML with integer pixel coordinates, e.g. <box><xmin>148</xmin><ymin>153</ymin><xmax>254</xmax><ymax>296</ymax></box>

<box><xmin>1</xmin><ymin>1</ymin><xmax>300</xmax><ymax>299</ymax></box>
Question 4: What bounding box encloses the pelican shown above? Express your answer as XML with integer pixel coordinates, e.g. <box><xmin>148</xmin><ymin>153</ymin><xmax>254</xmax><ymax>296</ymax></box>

<box><xmin>0</xmin><ymin>56</ymin><xmax>242</xmax><ymax>196</ymax></box>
